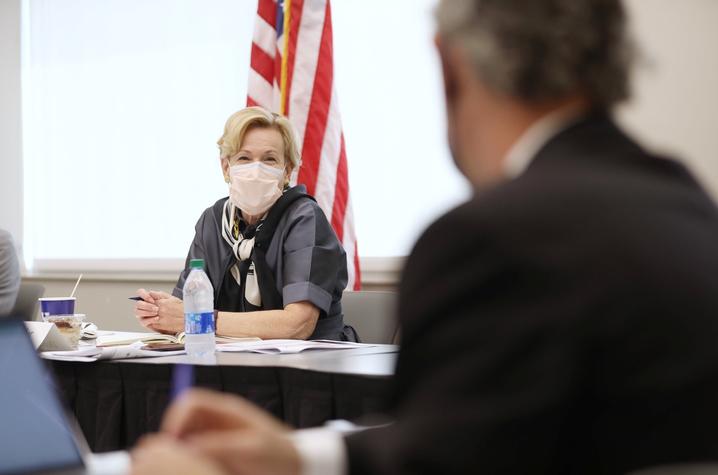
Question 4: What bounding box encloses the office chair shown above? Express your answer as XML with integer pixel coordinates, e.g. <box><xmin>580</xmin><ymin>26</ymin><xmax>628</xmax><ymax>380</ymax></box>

<box><xmin>342</xmin><ymin>290</ymin><xmax>399</xmax><ymax>344</ymax></box>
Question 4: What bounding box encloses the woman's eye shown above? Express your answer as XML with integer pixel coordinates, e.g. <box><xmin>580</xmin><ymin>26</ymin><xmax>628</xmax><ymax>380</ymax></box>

<box><xmin>264</xmin><ymin>157</ymin><xmax>277</xmax><ymax>163</ymax></box>
<box><xmin>237</xmin><ymin>156</ymin><xmax>251</xmax><ymax>162</ymax></box>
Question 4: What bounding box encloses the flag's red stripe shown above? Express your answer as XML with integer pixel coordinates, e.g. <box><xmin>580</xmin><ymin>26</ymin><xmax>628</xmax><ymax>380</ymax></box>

<box><xmin>251</xmin><ymin>43</ymin><xmax>275</xmax><ymax>85</ymax></box>
<box><xmin>353</xmin><ymin>240</ymin><xmax>361</xmax><ymax>290</ymax></box>
<box><xmin>331</xmin><ymin>133</ymin><xmax>348</xmax><ymax>241</ymax></box>
<box><xmin>297</xmin><ymin>0</ymin><xmax>334</xmax><ymax>195</ymax></box>
<box><xmin>283</xmin><ymin>0</ymin><xmax>304</xmax><ymax>116</ymax></box>
<box><xmin>247</xmin><ymin>96</ymin><xmax>258</xmax><ymax>107</ymax></box>
<box><xmin>274</xmin><ymin>47</ymin><xmax>282</xmax><ymax>88</ymax></box>
<box><xmin>257</xmin><ymin>0</ymin><xmax>276</xmax><ymax>28</ymax></box>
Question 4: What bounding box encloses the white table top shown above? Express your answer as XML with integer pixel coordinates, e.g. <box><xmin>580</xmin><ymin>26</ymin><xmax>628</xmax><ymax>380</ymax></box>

<box><xmin>82</xmin><ymin>330</ymin><xmax>399</xmax><ymax>377</ymax></box>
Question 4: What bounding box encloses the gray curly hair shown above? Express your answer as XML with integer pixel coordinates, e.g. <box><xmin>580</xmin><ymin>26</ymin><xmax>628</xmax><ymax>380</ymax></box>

<box><xmin>435</xmin><ymin>0</ymin><xmax>633</xmax><ymax>107</ymax></box>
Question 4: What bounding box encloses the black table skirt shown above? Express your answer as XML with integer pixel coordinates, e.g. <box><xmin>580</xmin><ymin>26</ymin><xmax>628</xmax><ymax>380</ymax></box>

<box><xmin>48</xmin><ymin>361</ymin><xmax>392</xmax><ymax>452</ymax></box>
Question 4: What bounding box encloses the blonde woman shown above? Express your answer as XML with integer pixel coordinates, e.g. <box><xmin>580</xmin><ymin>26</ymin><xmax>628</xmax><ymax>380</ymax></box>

<box><xmin>134</xmin><ymin>107</ymin><xmax>355</xmax><ymax>341</ymax></box>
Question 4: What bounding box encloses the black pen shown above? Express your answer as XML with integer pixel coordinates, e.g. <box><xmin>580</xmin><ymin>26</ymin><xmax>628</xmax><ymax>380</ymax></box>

<box><xmin>128</xmin><ymin>296</ymin><xmax>144</xmax><ymax>301</ymax></box>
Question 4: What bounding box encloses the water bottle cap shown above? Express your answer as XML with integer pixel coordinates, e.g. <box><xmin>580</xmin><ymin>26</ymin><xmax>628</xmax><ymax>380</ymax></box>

<box><xmin>189</xmin><ymin>259</ymin><xmax>205</xmax><ymax>269</ymax></box>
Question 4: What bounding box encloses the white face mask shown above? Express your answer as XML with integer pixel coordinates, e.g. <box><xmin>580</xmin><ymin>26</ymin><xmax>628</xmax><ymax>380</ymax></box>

<box><xmin>228</xmin><ymin>162</ymin><xmax>285</xmax><ymax>216</ymax></box>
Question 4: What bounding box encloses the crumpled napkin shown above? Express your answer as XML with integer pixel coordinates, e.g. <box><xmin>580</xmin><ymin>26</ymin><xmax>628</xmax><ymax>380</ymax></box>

<box><xmin>81</xmin><ymin>322</ymin><xmax>98</xmax><ymax>339</ymax></box>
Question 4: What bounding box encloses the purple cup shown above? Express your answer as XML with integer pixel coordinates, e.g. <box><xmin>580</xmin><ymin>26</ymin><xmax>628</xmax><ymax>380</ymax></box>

<box><xmin>39</xmin><ymin>297</ymin><xmax>76</xmax><ymax>321</ymax></box>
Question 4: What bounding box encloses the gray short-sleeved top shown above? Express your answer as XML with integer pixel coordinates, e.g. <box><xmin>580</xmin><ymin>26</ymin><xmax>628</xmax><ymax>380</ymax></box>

<box><xmin>173</xmin><ymin>185</ymin><xmax>349</xmax><ymax>340</ymax></box>
<box><xmin>0</xmin><ymin>230</ymin><xmax>21</xmax><ymax>317</ymax></box>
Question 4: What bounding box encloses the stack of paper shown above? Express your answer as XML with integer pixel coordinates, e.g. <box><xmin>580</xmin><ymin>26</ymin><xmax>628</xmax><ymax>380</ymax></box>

<box><xmin>25</xmin><ymin>321</ymin><xmax>75</xmax><ymax>352</ymax></box>
<box><xmin>216</xmin><ymin>339</ymin><xmax>374</xmax><ymax>354</ymax></box>
<box><xmin>40</xmin><ymin>338</ymin><xmax>375</xmax><ymax>360</ymax></box>
<box><xmin>41</xmin><ymin>341</ymin><xmax>185</xmax><ymax>362</ymax></box>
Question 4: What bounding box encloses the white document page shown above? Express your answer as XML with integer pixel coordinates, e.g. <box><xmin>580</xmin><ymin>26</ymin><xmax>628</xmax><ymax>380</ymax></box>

<box><xmin>24</xmin><ymin>321</ymin><xmax>75</xmax><ymax>352</ymax></box>
<box><xmin>216</xmin><ymin>339</ymin><xmax>375</xmax><ymax>354</ymax></box>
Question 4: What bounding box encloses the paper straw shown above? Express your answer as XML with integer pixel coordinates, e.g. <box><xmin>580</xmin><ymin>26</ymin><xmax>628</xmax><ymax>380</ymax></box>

<box><xmin>69</xmin><ymin>273</ymin><xmax>83</xmax><ymax>298</ymax></box>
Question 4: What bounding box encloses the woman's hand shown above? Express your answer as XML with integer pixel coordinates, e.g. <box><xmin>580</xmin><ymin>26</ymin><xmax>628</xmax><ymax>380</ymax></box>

<box><xmin>134</xmin><ymin>288</ymin><xmax>159</xmax><ymax>324</ymax></box>
<box><xmin>134</xmin><ymin>289</ymin><xmax>184</xmax><ymax>334</ymax></box>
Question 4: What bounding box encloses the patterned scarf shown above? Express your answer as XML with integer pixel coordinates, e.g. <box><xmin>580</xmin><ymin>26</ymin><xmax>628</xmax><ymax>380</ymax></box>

<box><xmin>220</xmin><ymin>200</ymin><xmax>262</xmax><ymax>307</ymax></box>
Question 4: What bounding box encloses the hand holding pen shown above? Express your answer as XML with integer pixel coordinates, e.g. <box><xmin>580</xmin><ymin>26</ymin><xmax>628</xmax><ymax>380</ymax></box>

<box><xmin>132</xmin><ymin>289</ymin><xmax>185</xmax><ymax>334</ymax></box>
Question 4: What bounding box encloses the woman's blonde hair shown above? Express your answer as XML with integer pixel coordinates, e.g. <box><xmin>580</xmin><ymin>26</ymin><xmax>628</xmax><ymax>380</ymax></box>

<box><xmin>217</xmin><ymin>107</ymin><xmax>301</xmax><ymax>170</ymax></box>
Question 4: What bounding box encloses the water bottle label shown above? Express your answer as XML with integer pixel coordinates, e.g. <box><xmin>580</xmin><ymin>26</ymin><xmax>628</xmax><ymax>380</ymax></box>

<box><xmin>185</xmin><ymin>311</ymin><xmax>215</xmax><ymax>334</ymax></box>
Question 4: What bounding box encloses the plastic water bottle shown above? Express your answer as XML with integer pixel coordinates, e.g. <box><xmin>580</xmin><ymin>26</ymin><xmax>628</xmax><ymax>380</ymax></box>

<box><xmin>183</xmin><ymin>258</ymin><xmax>216</xmax><ymax>360</ymax></box>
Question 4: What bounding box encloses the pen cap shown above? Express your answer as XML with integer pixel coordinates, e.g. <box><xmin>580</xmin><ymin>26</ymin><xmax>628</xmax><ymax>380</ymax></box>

<box><xmin>189</xmin><ymin>259</ymin><xmax>205</xmax><ymax>270</ymax></box>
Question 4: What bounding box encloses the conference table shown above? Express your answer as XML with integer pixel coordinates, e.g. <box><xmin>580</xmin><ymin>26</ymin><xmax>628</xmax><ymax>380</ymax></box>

<box><xmin>47</xmin><ymin>333</ymin><xmax>398</xmax><ymax>453</ymax></box>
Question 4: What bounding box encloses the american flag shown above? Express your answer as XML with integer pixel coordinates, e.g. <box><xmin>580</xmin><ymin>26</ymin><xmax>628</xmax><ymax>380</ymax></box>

<box><xmin>247</xmin><ymin>0</ymin><xmax>361</xmax><ymax>290</ymax></box>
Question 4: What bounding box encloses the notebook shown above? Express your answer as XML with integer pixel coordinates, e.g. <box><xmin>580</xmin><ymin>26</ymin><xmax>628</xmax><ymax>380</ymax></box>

<box><xmin>97</xmin><ymin>331</ymin><xmax>259</xmax><ymax>347</ymax></box>
<box><xmin>97</xmin><ymin>331</ymin><xmax>186</xmax><ymax>347</ymax></box>
<box><xmin>0</xmin><ymin>318</ymin><xmax>129</xmax><ymax>474</ymax></box>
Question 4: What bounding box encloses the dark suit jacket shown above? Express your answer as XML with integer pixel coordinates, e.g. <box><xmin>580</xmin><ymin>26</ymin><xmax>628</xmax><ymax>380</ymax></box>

<box><xmin>345</xmin><ymin>115</ymin><xmax>718</xmax><ymax>474</ymax></box>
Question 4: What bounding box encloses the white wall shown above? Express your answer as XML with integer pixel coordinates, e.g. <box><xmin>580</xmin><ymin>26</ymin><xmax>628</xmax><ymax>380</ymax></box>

<box><xmin>26</xmin><ymin>276</ymin><xmax>168</xmax><ymax>332</ymax></box>
<box><xmin>0</xmin><ymin>0</ymin><xmax>23</xmax><ymax>249</ymax></box>
<box><xmin>18</xmin><ymin>0</ymin><xmax>462</xmax><ymax>264</ymax></box>
<box><xmin>1</xmin><ymin>1</ymin><xmax>717</xmax><ymax>329</ymax></box>
<box><xmin>617</xmin><ymin>0</ymin><xmax>718</xmax><ymax>195</ymax></box>
<box><xmin>23</xmin><ymin>275</ymin><xmax>396</xmax><ymax>332</ymax></box>
<box><xmin>333</xmin><ymin>0</ymin><xmax>468</xmax><ymax>257</ymax></box>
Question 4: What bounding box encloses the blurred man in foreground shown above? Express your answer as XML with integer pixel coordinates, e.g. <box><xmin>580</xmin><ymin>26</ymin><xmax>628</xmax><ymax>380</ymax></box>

<box><xmin>132</xmin><ymin>0</ymin><xmax>718</xmax><ymax>473</ymax></box>
<box><xmin>0</xmin><ymin>229</ymin><xmax>20</xmax><ymax>317</ymax></box>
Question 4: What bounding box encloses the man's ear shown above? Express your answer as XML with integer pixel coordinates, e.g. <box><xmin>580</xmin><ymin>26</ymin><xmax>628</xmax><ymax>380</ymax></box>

<box><xmin>221</xmin><ymin>158</ymin><xmax>230</xmax><ymax>183</ymax></box>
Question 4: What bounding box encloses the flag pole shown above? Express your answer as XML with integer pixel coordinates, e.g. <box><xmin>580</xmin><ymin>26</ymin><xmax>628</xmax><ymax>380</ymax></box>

<box><xmin>279</xmin><ymin>0</ymin><xmax>291</xmax><ymax>115</ymax></box>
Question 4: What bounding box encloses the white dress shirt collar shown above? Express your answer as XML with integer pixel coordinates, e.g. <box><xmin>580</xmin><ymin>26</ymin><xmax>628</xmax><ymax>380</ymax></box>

<box><xmin>503</xmin><ymin>107</ymin><xmax>586</xmax><ymax>180</ymax></box>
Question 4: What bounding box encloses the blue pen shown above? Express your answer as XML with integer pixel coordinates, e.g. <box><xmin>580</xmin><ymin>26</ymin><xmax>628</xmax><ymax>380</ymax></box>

<box><xmin>171</xmin><ymin>364</ymin><xmax>194</xmax><ymax>400</ymax></box>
